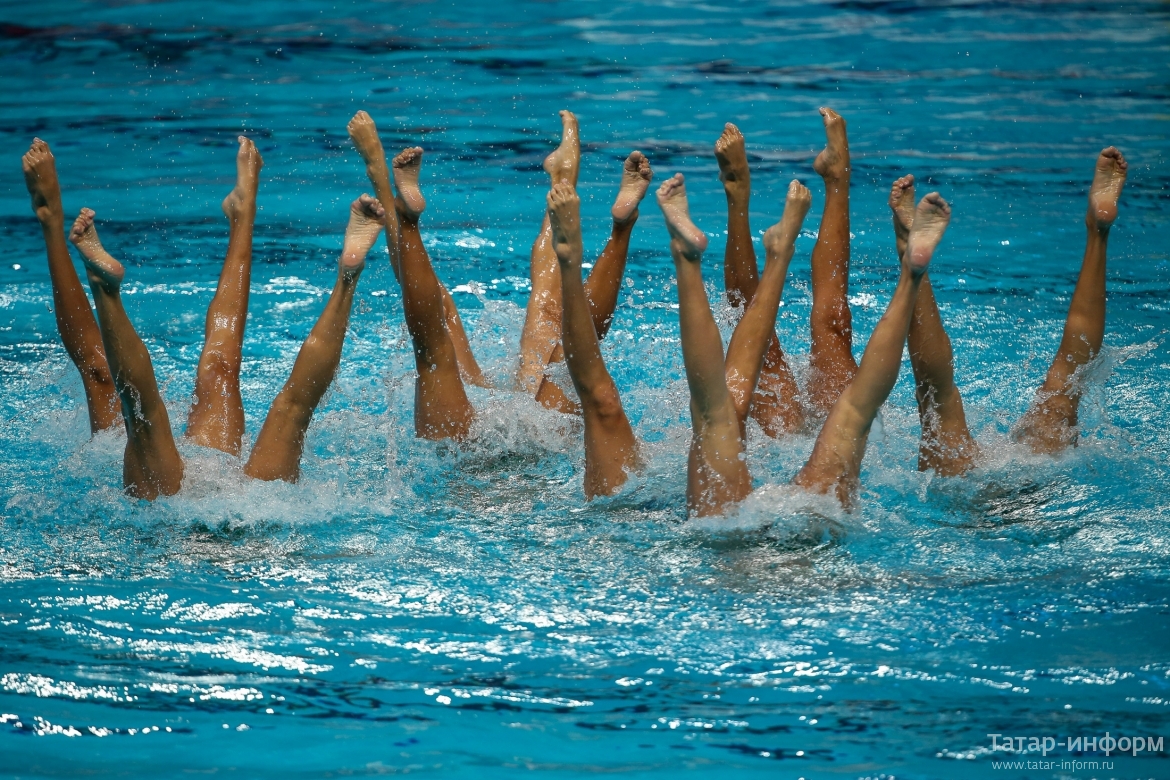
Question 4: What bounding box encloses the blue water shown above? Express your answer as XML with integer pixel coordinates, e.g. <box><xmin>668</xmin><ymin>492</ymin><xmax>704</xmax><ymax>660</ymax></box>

<box><xmin>2</xmin><ymin>1</ymin><xmax>1169</xmax><ymax>777</ymax></box>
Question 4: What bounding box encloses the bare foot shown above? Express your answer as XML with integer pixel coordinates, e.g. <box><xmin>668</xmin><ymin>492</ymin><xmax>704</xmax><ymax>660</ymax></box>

<box><xmin>392</xmin><ymin>147</ymin><xmax>426</xmax><ymax>220</ymax></box>
<box><xmin>21</xmin><ymin>138</ymin><xmax>63</xmax><ymax>224</ymax></box>
<box><xmin>69</xmin><ymin>208</ymin><xmax>124</xmax><ymax>292</ymax></box>
<box><xmin>656</xmin><ymin>173</ymin><xmax>708</xmax><ymax>261</ymax></box>
<box><xmin>611</xmin><ymin>150</ymin><xmax>652</xmax><ymax>225</ymax></box>
<box><xmin>221</xmin><ymin>136</ymin><xmax>263</xmax><ymax>222</ymax></box>
<box><xmin>905</xmin><ymin>193</ymin><xmax>950</xmax><ymax>276</ymax></box>
<box><xmin>812</xmin><ymin>107</ymin><xmax>850</xmax><ymax>182</ymax></box>
<box><xmin>1087</xmin><ymin>146</ymin><xmax>1127</xmax><ymax>230</ymax></box>
<box><xmin>348</xmin><ymin>110</ymin><xmax>386</xmax><ymax>167</ymax></box>
<box><xmin>714</xmin><ymin>123</ymin><xmax>750</xmax><ymax>199</ymax></box>
<box><xmin>889</xmin><ymin>173</ymin><xmax>915</xmax><ymax>247</ymax></box>
<box><xmin>341</xmin><ymin>194</ymin><xmax>385</xmax><ymax>275</ymax></box>
<box><xmin>547</xmin><ymin>182</ymin><xmax>583</xmax><ymax>268</ymax></box>
<box><xmin>543</xmin><ymin>110</ymin><xmax>580</xmax><ymax>186</ymax></box>
<box><xmin>764</xmin><ymin>180</ymin><xmax>812</xmax><ymax>255</ymax></box>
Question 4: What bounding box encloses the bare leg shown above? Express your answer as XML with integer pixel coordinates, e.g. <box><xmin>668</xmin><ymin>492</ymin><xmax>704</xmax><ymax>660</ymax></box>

<box><xmin>69</xmin><ymin>210</ymin><xmax>184</xmax><ymax>499</ymax></box>
<box><xmin>348</xmin><ymin>111</ymin><xmax>487</xmax><ymax>387</ymax></box>
<box><xmin>392</xmin><ymin>147</ymin><xmax>476</xmax><ymax>440</ymax></box>
<box><xmin>893</xmin><ymin>175</ymin><xmax>978</xmax><ymax>475</ymax></box>
<box><xmin>185</xmin><ymin>137</ymin><xmax>261</xmax><ymax>455</ymax></box>
<box><xmin>243</xmin><ymin>196</ymin><xmax>384</xmax><ymax>482</ymax></box>
<box><xmin>21</xmin><ymin>139</ymin><xmax>118</xmax><ymax>433</ymax></box>
<box><xmin>548</xmin><ymin>182</ymin><xmax>639</xmax><ymax>497</ymax></box>
<box><xmin>714</xmin><ymin>124</ymin><xmax>804</xmax><ymax>436</ymax></box>
<box><xmin>794</xmin><ymin>194</ymin><xmax>950</xmax><ymax>505</ymax></box>
<box><xmin>807</xmin><ymin>107</ymin><xmax>858</xmax><ymax>415</ymax></box>
<box><xmin>1014</xmin><ymin>147</ymin><xmax>1128</xmax><ymax>454</ymax></box>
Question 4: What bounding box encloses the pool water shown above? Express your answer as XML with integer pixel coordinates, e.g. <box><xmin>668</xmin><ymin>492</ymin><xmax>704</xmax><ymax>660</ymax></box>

<box><xmin>1</xmin><ymin>1</ymin><xmax>1169</xmax><ymax>777</ymax></box>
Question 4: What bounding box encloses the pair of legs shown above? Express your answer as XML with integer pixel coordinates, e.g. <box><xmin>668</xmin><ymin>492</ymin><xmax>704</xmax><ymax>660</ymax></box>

<box><xmin>517</xmin><ymin>111</ymin><xmax>653</xmax><ymax>414</ymax></box>
<box><xmin>657</xmin><ymin>173</ymin><xmax>812</xmax><ymax>516</ymax></box>
<box><xmin>895</xmin><ymin>147</ymin><xmax>1128</xmax><ymax>475</ymax></box>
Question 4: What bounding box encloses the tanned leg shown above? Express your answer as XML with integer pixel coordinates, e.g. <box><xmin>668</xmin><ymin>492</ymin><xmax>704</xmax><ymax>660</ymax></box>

<box><xmin>807</xmin><ymin>107</ymin><xmax>858</xmax><ymax>415</ymax></box>
<box><xmin>1014</xmin><ymin>147</ymin><xmax>1128</xmax><ymax>454</ymax></box>
<box><xmin>548</xmin><ymin>182</ymin><xmax>640</xmax><ymax>497</ymax></box>
<box><xmin>348</xmin><ymin>111</ymin><xmax>487</xmax><ymax>387</ymax></box>
<box><xmin>185</xmin><ymin>137</ymin><xmax>261</xmax><ymax>455</ymax></box>
<box><xmin>392</xmin><ymin>147</ymin><xmax>476</xmax><ymax>439</ymax></box>
<box><xmin>21</xmin><ymin>139</ymin><xmax>118</xmax><ymax>432</ymax></box>
<box><xmin>69</xmin><ymin>210</ymin><xmax>184</xmax><ymax>499</ymax></box>
<box><xmin>794</xmin><ymin>194</ymin><xmax>950</xmax><ymax>506</ymax></box>
<box><xmin>243</xmin><ymin>196</ymin><xmax>384</xmax><ymax>482</ymax></box>
<box><xmin>893</xmin><ymin>175</ymin><xmax>977</xmax><ymax>475</ymax></box>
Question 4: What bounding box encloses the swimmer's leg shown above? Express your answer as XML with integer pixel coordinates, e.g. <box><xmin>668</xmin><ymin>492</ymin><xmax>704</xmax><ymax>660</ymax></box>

<box><xmin>21</xmin><ymin>139</ymin><xmax>119</xmax><ymax>433</ymax></box>
<box><xmin>548</xmin><ymin>182</ymin><xmax>639</xmax><ymax>497</ymax></box>
<box><xmin>794</xmin><ymin>193</ymin><xmax>950</xmax><ymax>505</ymax></box>
<box><xmin>1014</xmin><ymin>147</ymin><xmax>1128</xmax><ymax>454</ymax></box>
<box><xmin>69</xmin><ymin>209</ymin><xmax>184</xmax><ymax>499</ymax></box>
<box><xmin>658</xmin><ymin>173</ymin><xmax>749</xmax><ymax>516</ymax></box>
<box><xmin>185</xmin><ymin>137</ymin><xmax>261</xmax><ymax>455</ymax></box>
<box><xmin>892</xmin><ymin>175</ymin><xmax>977</xmax><ymax>475</ymax></box>
<box><xmin>808</xmin><ymin>107</ymin><xmax>858</xmax><ymax>415</ymax></box>
<box><xmin>392</xmin><ymin>148</ymin><xmax>476</xmax><ymax>439</ymax></box>
<box><xmin>243</xmin><ymin>196</ymin><xmax>383</xmax><ymax>482</ymax></box>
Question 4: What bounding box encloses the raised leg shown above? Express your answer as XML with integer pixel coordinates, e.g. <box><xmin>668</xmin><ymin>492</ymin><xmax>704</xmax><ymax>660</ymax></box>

<box><xmin>243</xmin><ymin>196</ymin><xmax>384</xmax><ymax>482</ymax></box>
<box><xmin>392</xmin><ymin>147</ymin><xmax>476</xmax><ymax>440</ymax></box>
<box><xmin>548</xmin><ymin>182</ymin><xmax>640</xmax><ymax>497</ymax></box>
<box><xmin>807</xmin><ymin>107</ymin><xmax>858</xmax><ymax>415</ymax></box>
<box><xmin>892</xmin><ymin>175</ymin><xmax>978</xmax><ymax>475</ymax></box>
<box><xmin>69</xmin><ymin>210</ymin><xmax>184</xmax><ymax>499</ymax></box>
<box><xmin>185</xmin><ymin>137</ymin><xmax>262</xmax><ymax>455</ymax></box>
<box><xmin>21</xmin><ymin>139</ymin><xmax>119</xmax><ymax>433</ymax></box>
<box><xmin>1014</xmin><ymin>147</ymin><xmax>1128</xmax><ymax>454</ymax></box>
<box><xmin>794</xmin><ymin>193</ymin><xmax>950</xmax><ymax>505</ymax></box>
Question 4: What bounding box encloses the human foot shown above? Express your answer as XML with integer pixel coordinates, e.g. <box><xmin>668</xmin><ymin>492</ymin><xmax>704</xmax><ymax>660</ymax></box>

<box><xmin>21</xmin><ymin>138</ymin><xmax>63</xmax><ymax>224</ymax></box>
<box><xmin>547</xmin><ymin>182</ymin><xmax>583</xmax><ymax>268</ymax></box>
<box><xmin>656</xmin><ymin>173</ymin><xmax>708</xmax><ymax>261</ymax></box>
<box><xmin>714</xmin><ymin>123</ymin><xmax>750</xmax><ymax>199</ymax></box>
<box><xmin>341</xmin><ymin>194</ymin><xmax>385</xmax><ymax>276</ymax></box>
<box><xmin>392</xmin><ymin>147</ymin><xmax>426</xmax><ymax>220</ymax></box>
<box><xmin>763</xmin><ymin>179</ymin><xmax>812</xmax><ymax>255</ymax></box>
<box><xmin>1087</xmin><ymin>146</ymin><xmax>1127</xmax><ymax>231</ymax></box>
<box><xmin>611</xmin><ymin>150</ymin><xmax>652</xmax><ymax>225</ymax></box>
<box><xmin>543</xmin><ymin>110</ymin><xmax>580</xmax><ymax>186</ymax></box>
<box><xmin>347</xmin><ymin>110</ymin><xmax>386</xmax><ymax>167</ymax></box>
<box><xmin>812</xmin><ymin>107</ymin><xmax>850</xmax><ymax>182</ymax></box>
<box><xmin>904</xmin><ymin>193</ymin><xmax>950</xmax><ymax>276</ymax></box>
<box><xmin>889</xmin><ymin>174</ymin><xmax>915</xmax><ymax>247</ymax></box>
<box><xmin>69</xmin><ymin>208</ymin><xmax>124</xmax><ymax>292</ymax></box>
<box><xmin>221</xmin><ymin>136</ymin><xmax>263</xmax><ymax>222</ymax></box>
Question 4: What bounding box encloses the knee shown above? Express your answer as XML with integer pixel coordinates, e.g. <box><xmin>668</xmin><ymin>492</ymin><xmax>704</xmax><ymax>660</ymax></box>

<box><xmin>197</xmin><ymin>351</ymin><xmax>241</xmax><ymax>390</ymax></box>
<box><xmin>812</xmin><ymin>301</ymin><xmax>852</xmax><ymax>336</ymax></box>
<box><xmin>586</xmin><ymin>381</ymin><xmax>626</xmax><ymax>422</ymax></box>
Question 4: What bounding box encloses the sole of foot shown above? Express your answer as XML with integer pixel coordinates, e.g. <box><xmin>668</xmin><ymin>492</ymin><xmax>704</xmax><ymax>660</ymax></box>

<box><xmin>812</xmin><ymin>107</ymin><xmax>850</xmax><ymax>182</ymax></box>
<box><xmin>69</xmin><ymin>208</ymin><xmax>124</xmax><ymax>291</ymax></box>
<box><xmin>392</xmin><ymin>147</ymin><xmax>427</xmax><ymax>220</ymax></box>
<box><xmin>611</xmin><ymin>150</ymin><xmax>652</xmax><ymax>224</ymax></box>
<box><xmin>547</xmin><ymin>182</ymin><xmax>582</xmax><ymax>264</ymax></box>
<box><xmin>21</xmin><ymin>138</ymin><xmax>63</xmax><ymax>223</ymax></box>
<box><xmin>543</xmin><ymin>110</ymin><xmax>580</xmax><ymax>186</ymax></box>
<box><xmin>341</xmin><ymin>194</ymin><xmax>385</xmax><ymax>275</ymax></box>
<box><xmin>221</xmin><ymin>136</ymin><xmax>263</xmax><ymax>221</ymax></box>
<box><xmin>347</xmin><ymin>110</ymin><xmax>385</xmax><ymax>165</ymax></box>
<box><xmin>764</xmin><ymin>180</ymin><xmax>812</xmax><ymax>254</ymax></box>
<box><xmin>889</xmin><ymin>174</ymin><xmax>915</xmax><ymax>244</ymax></box>
<box><xmin>1088</xmin><ymin>146</ymin><xmax>1127</xmax><ymax>230</ymax></box>
<box><xmin>905</xmin><ymin>193</ymin><xmax>950</xmax><ymax>275</ymax></box>
<box><xmin>656</xmin><ymin>173</ymin><xmax>708</xmax><ymax>261</ymax></box>
<box><xmin>714</xmin><ymin>122</ymin><xmax>750</xmax><ymax>197</ymax></box>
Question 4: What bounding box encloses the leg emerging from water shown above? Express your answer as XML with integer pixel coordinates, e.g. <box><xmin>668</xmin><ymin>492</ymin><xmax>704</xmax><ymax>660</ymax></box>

<box><xmin>1014</xmin><ymin>147</ymin><xmax>1128</xmax><ymax>454</ymax></box>
<box><xmin>794</xmin><ymin>193</ymin><xmax>950</xmax><ymax>505</ymax></box>
<box><xmin>186</xmin><ymin>137</ymin><xmax>262</xmax><ymax>455</ymax></box>
<box><xmin>69</xmin><ymin>210</ymin><xmax>184</xmax><ymax>499</ymax></box>
<box><xmin>243</xmin><ymin>196</ymin><xmax>384</xmax><ymax>482</ymax></box>
<box><xmin>22</xmin><ymin>139</ymin><xmax>119</xmax><ymax>432</ymax></box>
<box><xmin>892</xmin><ymin>175</ymin><xmax>977</xmax><ymax>475</ymax></box>
<box><xmin>715</xmin><ymin>123</ymin><xmax>803</xmax><ymax>436</ymax></box>
<box><xmin>392</xmin><ymin>148</ymin><xmax>476</xmax><ymax>440</ymax></box>
<box><xmin>548</xmin><ymin>182</ymin><xmax>639</xmax><ymax>497</ymax></box>
<box><xmin>808</xmin><ymin>107</ymin><xmax>858</xmax><ymax>415</ymax></box>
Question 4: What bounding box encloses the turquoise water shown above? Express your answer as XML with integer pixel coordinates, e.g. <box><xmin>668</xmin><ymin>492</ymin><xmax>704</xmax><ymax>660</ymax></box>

<box><xmin>2</xmin><ymin>1</ymin><xmax>1169</xmax><ymax>777</ymax></box>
